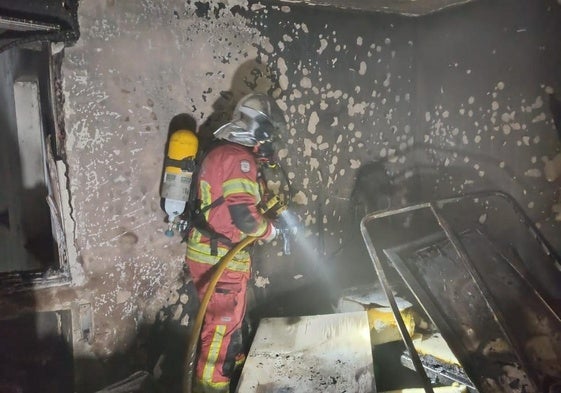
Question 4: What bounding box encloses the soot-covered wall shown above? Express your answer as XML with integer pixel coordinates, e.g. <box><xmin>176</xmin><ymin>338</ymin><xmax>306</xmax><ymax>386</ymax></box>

<box><xmin>3</xmin><ymin>0</ymin><xmax>558</xmax><ymax>390</ymax></box>
<box><xmin>414</xmin><ymin>1</ymin><xmax>561</xmax><ymax>252</ymax></box>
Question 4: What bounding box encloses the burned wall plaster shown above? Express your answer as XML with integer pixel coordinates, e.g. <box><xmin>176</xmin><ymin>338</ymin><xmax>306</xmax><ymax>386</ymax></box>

<box><xmin>0</xmin><ymin>0</ymin><xmax>556</xmax><ymax>390</ymax></box>
<box><xmin>60</xmin><ymin>1</ymin><xmax>280</xmax><ymax>387</ymax></box>
<box><xmin>243</xmin><ymin>4</ymin><xmax>418</xmax><ymax>300</ymax></box>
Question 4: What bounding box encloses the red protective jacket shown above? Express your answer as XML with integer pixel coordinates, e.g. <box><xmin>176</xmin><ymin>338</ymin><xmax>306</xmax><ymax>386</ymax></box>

<box><xmin>186</xmin><ymin>142</ymin><xmax>274</xmax><ymax>270</ymax></box>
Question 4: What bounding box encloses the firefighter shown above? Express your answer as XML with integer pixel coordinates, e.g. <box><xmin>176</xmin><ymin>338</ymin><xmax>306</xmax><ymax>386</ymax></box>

<box><xmin>186</xmin><ymin>93</ymin><xmax>283</xmax><ymax>393</ymax></box>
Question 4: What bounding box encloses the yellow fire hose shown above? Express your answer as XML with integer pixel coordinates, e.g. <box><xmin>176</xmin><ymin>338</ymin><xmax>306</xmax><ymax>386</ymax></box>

<box><xmin>183</xmin><ymin>236</ymin><xmax>258</xmax><ymax>393</ymax></box>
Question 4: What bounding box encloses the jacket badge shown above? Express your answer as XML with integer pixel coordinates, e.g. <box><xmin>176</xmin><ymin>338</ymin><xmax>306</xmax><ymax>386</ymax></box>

<box><xmin>240</xmin><ymin>160</ymin><xmax>251</xmax><ymax>173</ymax></box>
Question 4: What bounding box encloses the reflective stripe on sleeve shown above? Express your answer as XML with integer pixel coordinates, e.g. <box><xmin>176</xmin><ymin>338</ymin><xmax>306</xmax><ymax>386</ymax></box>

<box><xmin>222</xmin><ymin>178</ymin><xmax>260</xmax><ymax>200</ymax></box>
<box><xmin>191</xmin><ymin>180</ymin><xmax>212</xmax><ymax>245</ymax></box>
<box><xmin>200</xmin><ymin>180</ymin><xmax>212</xmax><ymax>217</ymax></box>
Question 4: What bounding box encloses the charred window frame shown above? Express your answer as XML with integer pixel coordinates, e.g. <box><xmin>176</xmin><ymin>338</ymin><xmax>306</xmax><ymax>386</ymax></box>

<box><xmin>0</xmin><ymin>1</ymin><xmax>78</xmax><ymax>292</ymax></box>
<box><xmin>0</xmin><ymin>1</ymin><xmax>79</xmax><ymax>53</ymax></box>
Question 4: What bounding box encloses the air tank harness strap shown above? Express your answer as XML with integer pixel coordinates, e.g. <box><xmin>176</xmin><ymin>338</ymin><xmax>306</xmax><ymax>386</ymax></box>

<box><xmin>165</xmin><ymin>157</ymin><xmax>197</xmax><ymax>171</ymax></box>
<box><xmin>190</xmin><ymin>196</ymin><xmax>236</xmax><ymax>256</ymax></box>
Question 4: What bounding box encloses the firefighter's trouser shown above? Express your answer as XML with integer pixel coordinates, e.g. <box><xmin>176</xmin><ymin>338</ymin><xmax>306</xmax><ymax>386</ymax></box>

<box><xmin>186</xmin><ymin>255</ymin><xmax>250</xmax><ymax>393</ymax></box>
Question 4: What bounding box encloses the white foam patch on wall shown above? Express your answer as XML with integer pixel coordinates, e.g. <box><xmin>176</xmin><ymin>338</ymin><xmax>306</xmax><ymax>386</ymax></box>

<box><xmin>310</xmin><ymin>157</ymin><xmax>319</xmax><ymax>170</ymax></box>
<box><xmin>532</xmin><ymin>112</ymin><xmax>546</xmax><ymax>123</ymax></box>
<box><xmin>267</xmin><ymin>180</ymin><xmax>282</xmax><ymax>195</ymax></box>
<box><xmin>347</xmin><ymin>98</ymin><xmax>368</xmax><ymax>116</ymax></box>
<box><xmin>317</xmin><ymin>38</ymin><xmax>328</xmax><ymax>54</ymax></box>
<box><xmin>326</xmin><ymin>89</ymin><xmax>343</xmax><ymax>99</ymax></box>
<box><xmin>307</xmin><ymin>111</ymin><xmax>320</xmax><ymax>134</ymax></box>
<box><xmin>383</xmin><ymin>73</ymin><xmax>391</xmax><ymax>87</ymax></box>
<box><xmin>359</xmin><ymin>61</ymin><xmax>367</xmax><ymax>75</ymax></box>
<box><xmin>262</xmin><ymin>40</ymin><xmax>274</xmax><ymax>54</ymax></box>
<box><xmin>300</xmin><ymin>77</ymin><xmax>312</xmax><ymax>89</ymax></box>
<box><xmin>524</xmin><ymin>168</ymin><xmax>542</xmax><ymax>178</ymax></box>
<box><xmin>293</xmin><ymin>190</ymin><xmax>309</xmax><ymax>205</ymax></box>
<box><xmin>350</xmin><ymin>159</ymin><xmax>361</xmax><ymax>169</ymax></box>
<box><xmin>254</xmin><ymin>272</ymin><xmax>270</xmax><ymax>288</ymax></box>
<box><xmin>278</xmin><ymin>57</ymin><xmax>289</xmax><ymax>90</ymax></box>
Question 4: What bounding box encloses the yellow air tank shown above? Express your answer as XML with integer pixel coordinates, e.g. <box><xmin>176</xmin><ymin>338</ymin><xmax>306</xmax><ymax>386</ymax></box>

<box><xmin>161</xmin><ymin>129</ymin><xmax>198</xmax><ymax>236</ymax></box>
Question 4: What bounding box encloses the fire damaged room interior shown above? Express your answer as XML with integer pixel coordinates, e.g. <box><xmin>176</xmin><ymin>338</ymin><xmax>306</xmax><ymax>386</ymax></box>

<box><xmin>1</xmin><ymin>0</ymin><xmax>560</xmax><ymax>392</ymax></box>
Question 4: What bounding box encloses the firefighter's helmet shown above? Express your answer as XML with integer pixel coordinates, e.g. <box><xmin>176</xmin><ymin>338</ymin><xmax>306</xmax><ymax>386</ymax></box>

<box><xmin>214</xmin><ymin>93</ymin><xmax>284</xmax><ymax>163</ymax></box>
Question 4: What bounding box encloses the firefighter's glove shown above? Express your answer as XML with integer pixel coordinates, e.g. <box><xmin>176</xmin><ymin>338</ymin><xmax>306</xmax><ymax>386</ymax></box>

<box><xmin>262</xmin><ymin>224</ymin><xmax>278</xmax><ymax>243</ymax></box>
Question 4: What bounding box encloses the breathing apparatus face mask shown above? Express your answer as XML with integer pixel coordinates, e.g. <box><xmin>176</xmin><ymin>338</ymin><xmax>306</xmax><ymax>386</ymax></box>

<box><xmin>253</xmin><ymin>119</ymin><xmax>281</xmax><ymax>167</ymax></box>
<box><xmin>255</xmin><ymin>140</ymin><xmax>276</xmax><ymax>166</ymax></box>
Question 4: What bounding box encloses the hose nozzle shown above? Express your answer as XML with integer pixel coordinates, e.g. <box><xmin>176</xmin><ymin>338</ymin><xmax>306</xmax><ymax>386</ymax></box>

<box><xmin>259</xmin><ymin>194</ymin><xmax>287</xmax><ymax>220</ymax></box>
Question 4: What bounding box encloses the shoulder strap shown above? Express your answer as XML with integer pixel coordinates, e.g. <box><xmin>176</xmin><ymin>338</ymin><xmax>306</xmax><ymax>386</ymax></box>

<box><xmin>199</xmin><ymin>196</ymin><xmax>225</xmax><ymax>215</ymax></box>
<box><xmin>185</xmin><ymin>140</ymin><xmax>241</xmax><ymax>255</ymax></box>
<box><xmin>189</xmin><ymin>196</ymin><xmax>233</xmax><ymax>255</ymax></box>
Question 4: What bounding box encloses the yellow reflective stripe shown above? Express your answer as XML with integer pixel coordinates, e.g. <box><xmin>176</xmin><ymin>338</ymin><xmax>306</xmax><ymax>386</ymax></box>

<box><xmin>188</xmin><ymin>234</ymin><xmax>230</xmax><ymax>255</ymax></box>
<box><xmin>203</xmin><ymin>325</ymin><xmax>227</xmax><ymax>383</ymax></box>
<box><xmin>200</xmin><ymin>180</ymin><xmax>212</xmax><ymax>217</ymax></box>
<box><xmin>191</xmin><ymin>181</ymin><xmax>212</xmax><ymax>244</ymax></box>
<box><xmin>186</xmin><ymin>246</ymin><xmax>250</xmax><ymax>272</ymax></box>
<box><xmin>187</xmin><ymin>251</ymin><xmax>250</xmax><ymax>272</ymax></box>
<box><xmin>197</xmin><ymin>379</ymin><xmax>229</xmax><ymax>392</ymax></box>
<box><xmin>222</xmin><ymin>178</ymin><xmax>259</xmax><ymax>199</ymax></box>
<box><xmin>235</xmin><ymin>354</ymin><xmax>246</xmax><ymax>367</ymax></box>
<box><xmin>188</xmin><ymin>238</ymin><xmax>250</xmax><ymax>259</ymax></box>
<box><xmin>192</xmin><ymin>226</ymin><xmax>202</xmax><ymax>244</ymax></box>
<box><xmin>188</xmin><ymin>228</ymin><xmax>203</xmax><ymax>246</ymax></box>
